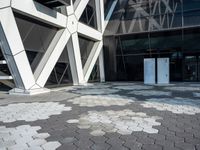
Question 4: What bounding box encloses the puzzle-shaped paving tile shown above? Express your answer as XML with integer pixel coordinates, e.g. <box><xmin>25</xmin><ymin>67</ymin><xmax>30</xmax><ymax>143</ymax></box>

<box><xmin>193</xmin><ymin>92</ymin><xmax>200</xmax><ymax>97</ymax></box>
<box><xmin>66</xmin><ymin>84</ymin><xmax>111</xmax><ymax>92</ymax></box>
<box><xmin>110</xmin><ymin>82</ymin><xmax>136</xmax><ymax>86</ymax></box>
<box><xmin>129</xmin><ymin>90</ymin><xmax>171</xmax><ymax>96</ymax></box>
<box><xmin>67</xmin><ymin>110</ymin><xmax>161</xmax><ymax>136</ymax></box>
<box><xmin>165</xmin><ymin>86</ymin><xmax>200</xmax><ymax>91</ymax></box>
<box><xmin>72</xmin><ymin>88</ymin><xmax>119</xmax><ymax>95</ymax></box>
<box><xmin>0</xmin><ymin>102</ymin><xmax>71</xmax><ymax>123</ymax></box>
<box><xmin>0</xmin><ymin>125</ymin><xmax>60</xmax><ymax>150</ymax></box>
<box><xmin>142</xmin><ymin>98</ymin><xmax>200</xmax><ymax>115</ymax></box>
<box><xmin>114</xmin><ymin>85</ymin><xmax>153</xmax><ymax>90</ymax></box>
<box><xmin>68</xmin><ymin>95</ymin><xmax>135</xmax><ymax>107</ymax></box>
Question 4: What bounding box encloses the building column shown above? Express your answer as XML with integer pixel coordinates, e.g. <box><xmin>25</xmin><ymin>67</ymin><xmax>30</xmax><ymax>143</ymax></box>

<box><xmin>99</xmin><ymin>50</ymin><xmax>105</xmax><ymax>82</ymax></box>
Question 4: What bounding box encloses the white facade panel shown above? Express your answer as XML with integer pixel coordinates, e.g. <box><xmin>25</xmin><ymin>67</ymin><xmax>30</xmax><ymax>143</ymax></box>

<box><xmin>11</xmin><ymin>0</ymin><xmax>67</xmax><ymax>28</ymax></box>
<box><xmin>0</xmin><ymin>0</ymin><xmax>11</xmax><ymax>9</ymax></box>
<box><xmin>13</xmin><ymin>52</ymin><xmax>36</xmax><ymax>89</ymax></box>
<box><xmin>74</xmin><ymin>0</ymin><xmax>89</xmax><ymax>20</ymax></box>
<box><xmin>77</xmin><ymin>22</ymin><xmax>102</xmax><ymax>41</ymax></box>
<box><xmin>0</xmin><ymin>8</ymin><xmax>25</xmax><ymax>55</ymax></box>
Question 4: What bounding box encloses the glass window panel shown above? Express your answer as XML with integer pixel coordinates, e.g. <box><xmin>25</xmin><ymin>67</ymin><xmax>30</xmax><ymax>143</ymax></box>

<box><xmin>15</xmin><ymin>13</ymin><xmax>57</xmax><ymax>72</ymax></box>
<box><xmin>89</xmin><ymin>61</ymin><xmax>100</xmax><ymax>82</ymax></box>
<box><xmin>45</xmin><ymin>47</ymin><xmax>72</xmax><ymax>87</ymax></box>
<box><xmin>78</xmin><ymin>36</ymin><xmax>95</xmax><ymax>66</ymax></box>
<box><xmin>183</xmin><ymin>0</ymin><xmax>200</xmax><ymax>11</ymax></box>
<box><xmin>184</xmin><ymin>10</ymin><xmax>200</xmax><ymax>27</ymax></box>
<box><xmin>79</xmin><ymin>0</ymin><xmax>97</xmax><ymax>29</ymax></box>
<box><xmin>120</xmin><ymin>33</ymin><xmax>149</xmax><ymax>55</ymax></box>
<box><xmin>169</xmin><ymin>13</ymin><xmax>182</xmax><ymax>28</ymax></box>
<box><xmin>183</xmin><ymin>28</ymin><xmax>200</xmax><ymax>52</ymax></box>
<box><xmin>124</xmin><ymin>55</ymin><xmax>144</xmax><ymax>81</ymax></box>
<box><xmin>150</xmin><ymin>30</ymin><xmax>182</xmax><ymax>50</ymax></box>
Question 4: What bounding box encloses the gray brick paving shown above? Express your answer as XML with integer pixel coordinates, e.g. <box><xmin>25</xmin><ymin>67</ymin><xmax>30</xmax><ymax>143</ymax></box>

<box><xmin>0</xmin><ymin>82</ymin><xmax>200</xmax><ymax>150</ymax></box>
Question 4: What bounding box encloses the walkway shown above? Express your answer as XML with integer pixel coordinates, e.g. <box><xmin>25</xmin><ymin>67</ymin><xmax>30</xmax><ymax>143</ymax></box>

<box><xmin>0</xmin><ymin>82</ymin><xmax>200</xmax><ymax>150</ymax></box>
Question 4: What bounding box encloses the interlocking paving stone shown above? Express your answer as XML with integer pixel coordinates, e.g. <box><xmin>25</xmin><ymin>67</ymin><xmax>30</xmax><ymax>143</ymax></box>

<box><xmin>57</xmin><ymin>143</ymin><xmax>77</xmax><ymax>150</ymax></box>
<box><xmin>136</xmin><ymin>136</ymin><xmax>155</xmax><ymax>144</ymax></box>
<box><xmin>67</xmin><ymin>110</ymin><xmax>161</xmax><ymax>135</ymax></box>
<box><xmin>163</xmin><ymin>146</ymin><xmax>181</xmax><ymax>150</ymax></box>
<box><xmin>142</xmin><ymin>144</ymin><xmax>162</xmax><ymax>150</ymax></box>
<box><xmin>123</xmin><ymin>141</ymin><xmax>142</xmax><ymax>150</ymax></box>
<box><xmin>155</xmin><ymin>139</ymin><xmax>175</xmax><ymax>148</ymax></box>
<box><xmin>166</xmin><ymin>135</ymin><xmax>184</xmax><ymax>142</ymax></box>
<box><xmin>91</xmin><ymin>143</ymin><xmax>111</xmax><ymax>150</ymax></box>
<box><xmin>109</xmin><ymin>145</ymin><xmax>129</xmax><ymax>150</ymax></box>
<box><xmin>0</xmin><ymin>82</ymin><xmax>200</xmax><ymax>150</ymax></box>
<box><xmin>165</xmin><ymin>86</ymin><xmax>200</xmax><ymax>91</ymax></box>
<box><xmin>141</xmin><ymin>98</ymin><xmax>200</xmax><ymax>115</ymax></box>
<box><xmin>129</xmin><ymin>90</ymin><xmax>171</xmax><ymax>96</ymax></box>
<box><xmin>0</xmin><ymin>125</ymin><xmax>61</xmax><ymax>150</ymax></box>
<box><xmin>74</xmin><ymin>139</ymin><xmax>93</xmax><ymax>149</ymax></box>
<box><xmin>148</xmin><ymin>133</ymin><xmax>165</xmax><ymax>141</ymax></box>
<box><xmin>185</xmin><ymin>137</ymin><xmax>200</xmax><ymax>145</ymax></box>
<box><xmin>175</xmin><ymin>142</ymin><xmax>196</xmax><ymax>150</ymax></box>
<box><xmin>71</xmin><ymin>88</ymin><xmax>119</xmax><ymax>95</ymax></box>
<box><xmin>0</xmin><ymin>102</ymin><xmax>71</xmax><ymax>122</ymax></box>
<box><xmin>90</xmin><ymin>130</ymin><xmax>106</xmax><ymax>136</ymax></box>
<box><xmin>60</xmin><ymin>137</ymin><xmax>76</xmax><ymax>144</ymax></box>
<box><xmin>68</xmin><ymin>95</ymin><xmax>134</xmax><ymax>107</ymax></box>
<box><xmin>41</xmin><ymin>141</ymin><xmax>61</xmax><ymax>150</ymax></box>
<box><xmin>114</xmin><ymin>85</ymin><xmax>153</xmax><ymax>90</ymax></box>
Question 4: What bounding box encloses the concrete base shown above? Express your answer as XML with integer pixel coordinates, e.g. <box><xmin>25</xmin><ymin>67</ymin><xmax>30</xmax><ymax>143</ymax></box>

<box><xmin>9</xmin><ymin>88</ymin><xmax>50</xmax><ymax>95</ymax></box>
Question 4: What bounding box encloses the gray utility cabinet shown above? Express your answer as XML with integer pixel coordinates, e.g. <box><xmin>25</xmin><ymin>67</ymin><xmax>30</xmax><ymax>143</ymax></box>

<box><xmin>144</xmin><ymin>58</ymin><xmax>156</xmax><ymax>84</ymax></box>
<box><xmin>144</xmin><ymin>58</ymin><xmax>169</xmax><ymax>84</ymax></box>
<box><xmin>157</xmin><ymin>58</ymin><xmax>169</xmax><ymax>84</ymax></box>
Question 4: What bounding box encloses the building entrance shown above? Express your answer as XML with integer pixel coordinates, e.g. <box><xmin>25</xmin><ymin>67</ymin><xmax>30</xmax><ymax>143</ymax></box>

<box><xmin>184</xmin><ymin>55</ymin><xmax>200</xmax><ymax>81</ymax></box>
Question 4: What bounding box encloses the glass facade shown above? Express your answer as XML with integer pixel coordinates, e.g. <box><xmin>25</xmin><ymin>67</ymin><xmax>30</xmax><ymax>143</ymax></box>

<box><xmin>117</xmin><ymin>0</ymin><xmax>200</xmax><ymax>34</ymax></box>
<box><xmin>104</xmin><ymin>0</ymin><xmax>200</xmax><ymax>82</ymax></box>
<box><xmin>15</xmin><ymin>13</ymin><xmax>58</xmax><ymax>73</ymax></box>
<box><xmin>79</xmin><ymin>0</ymin><xmax>97</xmax><ymax>29</ymax></box>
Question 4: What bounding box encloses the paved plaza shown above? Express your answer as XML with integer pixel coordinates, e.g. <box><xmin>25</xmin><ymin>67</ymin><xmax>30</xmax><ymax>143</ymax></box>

<box><xmin>0</xmin><ymin>82</ymin><xmax>200</xmax><ymax>150</ymax></box>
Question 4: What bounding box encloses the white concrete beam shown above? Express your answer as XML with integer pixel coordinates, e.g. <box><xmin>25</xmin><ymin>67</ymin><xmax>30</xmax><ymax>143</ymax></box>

<box><xmin>83</xmin><ymin>0</ymin><xmax>118</xmax><ymax>82</ymax></box>
<box><xmin>11</xmin><ymin>0</ymin><xmax>67</xmax><ymax>28</ymax></box>
<box><xmin>77</xmin><ymin>22</ymin><xmax>102</xmax><ymax>41</ymax></box>
<box><xmin>0</xmin><ymin>0</ymin><xmax>11</xmax><ymax>9</ymax></box>
<box><xmin>34</xmin><ymin>29</ymin><xmax>71</xmax><ymax>87</ymax></box>
<box><xmin>0</xmin><ymin>8</ymin><xmax>36</xmax><ymax>90</ymax></box>
<box><xmin>104</xmin><ymin>0</ymin><xmax>118</xmax><ymax>31</ymax></box>
<box><xmin>95</xmin><ymin>0</ymin><xmax>104</xmax><ymax>32</ymax></box>
<box><xmin>0</xmin><ymin>8</ymin><xmax>25</xmax><ymax>56</ymax></box>
<box><xmin>98</xmin><ymin>50</ymin><xmax>105</xmax><ymax>82</ymax></box>
<box><xmin>83</xmin><ymin>41</ymin><xmax>103</xmax><ymax>82</ymax></box>
<box><xmin>74</xmin><ymin>0</ymin><xmax>89</xmax><ymax>20</ymax></box>
<box><xmin>67</xmin><ymin>33</ymin><xmax>85</xmax><ymax>85</ymax></box>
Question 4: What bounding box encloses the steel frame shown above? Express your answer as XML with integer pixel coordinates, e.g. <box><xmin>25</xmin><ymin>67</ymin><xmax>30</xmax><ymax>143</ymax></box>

<box><xmin>0</xmin><ymin>0</ymin><xmax>118</xmax><ymax>95</ymax></box>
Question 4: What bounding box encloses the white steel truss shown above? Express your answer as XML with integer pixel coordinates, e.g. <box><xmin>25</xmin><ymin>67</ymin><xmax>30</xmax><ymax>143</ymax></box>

<box><xmin>0</xmin><ymin>0</ymin><xmax>118</xmax><ymax>95</ymax></box>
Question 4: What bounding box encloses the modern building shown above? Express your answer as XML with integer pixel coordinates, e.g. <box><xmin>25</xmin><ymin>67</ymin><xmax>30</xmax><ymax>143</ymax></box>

<box><xmin>0</xmin><ymin>0</ymin><xmax>200</xmax><ymax>95</ymax></box>
<box><xmin>104</xmin><ymin>0</ymin><xmax>200</xmax><ymax>83</ymax></box>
